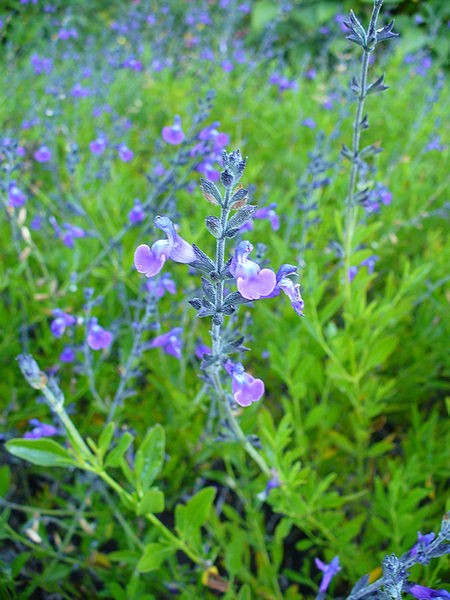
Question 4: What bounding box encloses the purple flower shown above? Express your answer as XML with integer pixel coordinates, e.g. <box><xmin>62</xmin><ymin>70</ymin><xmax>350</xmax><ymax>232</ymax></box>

<box><xmin>162</xmin><ymin>115</ymin><xmax>185</xmax><ymax>145</ymax></box>
<box><xmin>302</xmin><ymin>117</ymin><xmax>316</xmax><ymax>129</ymax></box>
<box><xmin>60</xmin><ymin>223</ymin><xmax>87</xmax><ymax>248</ymax></box>
<box><xmin>270</xmin><ymin>264</ymin><xmax>304</xmax><ymax>316</ymax></box>
<box><xmin>229</xmin><ymin>241</ymin><xmax>276</xmax><ymax>300</ymax></box>
<box><xmin>134</xmin><ymin>215</ymin><xmax>196</xmax><ymax>278</ymax></box>
<box><xmin>128</xmin><ymin>199</ymin><xmax>145</xmax><ymax>225</ymax></box>
<box><xmin>255</xmin><ymin>203</ymin><xmax>280</xmax><ymax>231</ymax></box>
<box><xmin>426</xmin><ymin>136</ymin><xmax>446</xmax><ymax>152</ymax></box>
<box><xmin>50</xmin><ymin>309</ymin><xmax>77</xmax><ymax>338</ymax></box>
<box><xmin>30</xmin><ymin>54</ymin><xmax>53</xmax><ymax>75</ymax></box>
<box><xmin>60</xmin><ymin>346</ymin><xmax>76</xmax><ymax>363</ymax></box>
<box><xmin>221</xmin><ymin>59</ymin><xmax>234</xmax><ymax>72</ymax></box>
<box><xmin>24</xmin><ymin>419</ymin><xmax>58</xmax><ymax>439</ymax></box>
<box><xmin>150</xmin><ymin>327</ymin><xmax>183</xmax><ymax>359</ymax></box>
<box><xmin>407</xmin><ymin>584</ymin><xmax>450</xmax><ymax>599</ymax></box>
<box><xmin>145</xmin><ymin>272</ymin><xmax>176</xmax><ymax>297</ymax></box>
<box><xmin>360</xmin><ymin>255</ymin><xmax>379</xmax><ymax>275</ymax></box>
<box><xmin>34</xmin><ymin>145</ymin><xmax>52</xmax><ymax>163</ymax></box>
<box><xmin>117</xmin><ymin>144</ymin><xmax>134</xmax><ymax>162</ymax></box>
<box><xmin>315</xmin><ymin>556</ymin><xmax>341</xmax><ymax>593</ymax></box>
<box><xmin>348</xmin><ymin>266</ymin><xmax>359</xmax><ymax>282</ymax></box>
<box><xmin>71</xmin><ymin>83</ymin><xmax>91</xmax><ymax>98</ymax></box>
<box><xmin>87</xmin><ymin>318</ymin><xmax>113</xmax><ymax>350</ymax></box>
<box><xmin>8</xmin><ymin>182</ymin><xmax>27</xmax><ymax>207</ymax></box>
<box><xmin>195</xmin><ymin>342</ymin><xmax>211</xmax><ymax>360</ymax></box>
<box><xmin>89</xmin><ymin>136</ymin><xmax>108</xmax><ymax>155</ymax></box>
<box><xmin>231</xmin><ymin>363</ymin><xmax>264</xmax><ymax>407</ymax></box>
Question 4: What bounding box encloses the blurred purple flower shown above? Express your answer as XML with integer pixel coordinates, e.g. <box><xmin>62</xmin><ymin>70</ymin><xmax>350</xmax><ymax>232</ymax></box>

<box><xmin>89</xmin><ymin>135</ymin><xmax>108</xmax><ymax>155</ymax></box>
<box><xmin>302</xmin><ymin>117</ymin><xmax>316</xmax><ymax>129</ymax></box>
<box><xmin>128</xmin><ymin>199</ymin><xmax>145</xmax><ymax>225</ymax></box>
<box><xmin>134</xmin><ymin>215</ymin><xmax>195</xmax><ymax>278</ymax></box>
<box><xmin>364</xmin><ymin>183</ymin><xmax>392</xmax><ymax>214</ymax></box>
<box><xmin>360</xmin><ymin>255</ymin><xmax>379</xmax><ymax>275</ymax></box>
<box><xmin>145</xmin><ymin>272</ymin><xmax>176</xmax><ymax>297</ymax></box>
<box><xmin>231</xmin><ymin>363</ymin><xmax>264</xmax><ymax>407</ymax></box>
<box><xmin>407</xmin><ymin>584</ymin><xmax>450</xmax><ymax>599</ymax></box>
<box><xmin>87</xmin><ymin>318</ymin><xmax>113</xmax><ymax>350</ymax></box>
<box><xmin>34</xmin><ymin>145</ymin><xmax>52</xmax><ymax>163</ymax></box>
<box><xmin>60</xmin><ymin>346</ymin><xmax>76</xmax><ymax>363</ymax></box>
<box><xmin>8</xmin><ymin>182</ymin><xmax>27</xmax><ymax>207</ymax></box>
<box><xmin>230</xmin><ymin>241</ymin><xmax>276</xmax><ymax>300</ymax></box>
<box><xmin>57</xmin><ymin>27</ymin><xmax>78</xmax><ymax>40</ymax></box>
<box><xmin>24</xmin><ymin>419</ymin><xmax>58</xmax><ymax>439</ymax></box>
<box><xmin>150</xmin><ymin>327</ymin><xmax>183</xmax><ymax>359</ymax></box>
<box><xmin>315</xmin><ymin>556</ymin><xmax>341</xmax><ymax>593</ymax></box>
<box><xmin>348</xmin><ymin>266</ymin><xmax>359</xmax><ymax>282</ymax></box>
<box><xmin>195</xmin><ymin>342</ymin><xmax>211</xmax><ymax>360</ymax></box>
<box><xmin>71</xmin><ymin>83</ymin><xmax>91</xmax><ymax>98</ymax></box>
<box><xmin>51</xmin><ymin>309</ymin><xmax>77</xmax><ymax>338</ymax></box>
<box><xmin>426</xmin><ymin>136</ymin><xmax>446</xmax><ymax>152</ymax></box>
<box><xmin>162</xmin><ymin>115</ymin><xmax>185</xmax><ymax>145</ymax></box>
<box><xmin>221</xmin><ymin>59</ymin><xmax>234</xmax><ymax>72</ymax></box>
<box><xmin>241</xmin><ymin>203</ymin><xmax>280</xmax><ymax>232</ymax></box>
<box><xmin>117</xmin><ymin>143</ymin><xmax>133</xmax><ymax>162</ymax></box>
<box><xmin>30</xmin><ymin>54</ymin><xmax>53</xmax><ymax>75</ymax></box>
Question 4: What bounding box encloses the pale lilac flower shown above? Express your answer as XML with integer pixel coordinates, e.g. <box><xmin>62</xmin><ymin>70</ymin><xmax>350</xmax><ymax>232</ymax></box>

<box><xmin>426</xmin><ymin>136</ymin><xmax>446</xmax><ymax>152</ymax></box>
<box><xmin>87</xmin><ymin>318</ymin><xmax>113</xmax><ymax>350</ymax></box>
<box><xmin>34</xmin><ymin>145</ymin><xmax>52</xmax><ymax>163</ymax></box>
<box><xmin>8</xmin><ymin>182</ymin><xmax>26</xmax><ymax>207</ymax></box>
<box><xmin>162</xmin><ymin>115</ymin><xmax>185</xmax><ymax>145</ymax></box>
<box><xmin>134</xmin><ymin>216</ymin><xmax>196</xmax><ymax>278</ymax></box>
<box><xmin>360</xmin><ymin>255</ymin><xmax>379</xmax><ymax>274</ymax></box>
<box><xmin>117</xmin><ymin>144</ymin><xmax>133</xmax><ymax>162</ymax></box>
<box><xmin>153</xmin><ymin>162</ymin><xmax>166</xmax><ymax>177</ymax></box>
<box><xmin>150</xmin><ymin>327</ymin><xmax>183</xmax><ymax>359</ymax></box>
<box><xmin>61</xmin><ymin>223</ymin><xmax>87</xmax><ymax>248</ymax></box>
<box><xmin>229</xmin><ymin>241</ymin><xmax>276</xmax><ymax>300</ymax></box>
<box><xmin>24</xmin><ymin>419</ymin><xmax>58</xmax><ymax>439</ymax></box>
<box><xmin>231</xmin><ymin>363</ymin><xmax>264</xmax><ymax>407</ymax></box>
<box><xmin>315</xmin><ymin>556</ymin><xmax>341</xmax><ymax>593</ymax></box>
<box><xmin>89</xmin><ymin>135</ymin><xmax>108</xmax><ymax>155</ymax></box>
<box><xmin>50</xmin><ymin>309</ymin><xmax>77</xmax><ymax>338</ymax></box>
<box><xmin>128</xmin><ymin>199</ymin><xmax>145</xmax><ymax>225</ymax></box>
<box><xmin>271</xmin><ymin>264</ymin><xmax>304</xmax><ymax>316</ymax></box>
<box><xmin>348</xmin><ymin>266</ymin><xmax>359</xmax><ymax>282</ymax></box>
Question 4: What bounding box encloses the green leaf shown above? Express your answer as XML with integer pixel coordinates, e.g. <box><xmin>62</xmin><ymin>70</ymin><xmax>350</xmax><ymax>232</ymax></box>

<box><xmin>136</xmin><ymin>488</ymin><xmax>165</xmax><ymax>515</ymax></box>
<box><xmin>0</xmin><ymin>465</ymin><xmax>11</xmax><ymax>497</ymax></box>
<box><xmin>362</xmin><ymin>335</ymin><xmax>398</xmax><ymax>372</ymax></box>
<box><xmin>175</xmin><ymin>487</ymin><xmax>216</xmax><ymax>543</ymax></box>
<box><xmin>97</xmin><ymin>422</ymin><xmax>115</xmax><ymax>461</ymax></box>
<box><xmin>134</xmin><ymin>424</ymin><xmax>165</xmax><ymax>492</ymax></box>
<box><xmin>104</xmin><ymin>432</ymin><xmax>134</xmax><ymax>468</ymax></box>
<box><xmin>5</xmin><ymin>438</ymin><xmax>75</xmax><ymax>468</ymax></box>
<box><xmin>136</xmin><ymin>542</ymin><xmax>176</xmax><ymax>573</ymax></box>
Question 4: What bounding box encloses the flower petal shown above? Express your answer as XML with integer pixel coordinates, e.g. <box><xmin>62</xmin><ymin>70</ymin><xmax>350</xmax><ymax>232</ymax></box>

<box><xmin>134</xmin><ymin>243</ymin><xmax>168</xmax><ymax>277</ymax></box>
<box><xmin>237</xmin><ymin>268</ymin><xmax>276</xmax><ymax>300</ymax></box>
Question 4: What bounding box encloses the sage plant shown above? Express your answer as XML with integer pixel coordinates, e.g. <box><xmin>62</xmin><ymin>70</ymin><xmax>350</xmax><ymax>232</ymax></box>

<box><xmin>341</xmin><ymin>0</ymin><xmax>398</xmax><ymax>297</ymax></box>
<box><xmin>134</xmin><ymin>149</ymin><xmax>303</xmax><ymax>475</ymax></box>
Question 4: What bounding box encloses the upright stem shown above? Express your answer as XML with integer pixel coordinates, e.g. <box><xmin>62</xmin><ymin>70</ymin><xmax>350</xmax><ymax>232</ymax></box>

<box><xmin>208</xmin><ymin>182</ymin><xmax>271</xmax><ymax>478</ymax></box>
<box><xmin>343</xmin><ymin>0</ymin><xmax>383</xmax><ymax>303</ymax></box>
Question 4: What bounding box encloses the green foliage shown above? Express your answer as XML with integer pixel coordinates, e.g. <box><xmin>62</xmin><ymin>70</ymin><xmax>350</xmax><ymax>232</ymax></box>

<box><xmin>0</xmin><ymin>1</ymin><xmax>448</xmax><ymax>598</ymax></box>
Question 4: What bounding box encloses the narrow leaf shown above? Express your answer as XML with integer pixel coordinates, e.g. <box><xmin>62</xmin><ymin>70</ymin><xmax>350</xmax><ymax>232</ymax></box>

<box><xmin>6</xmin><ymin>438</ymin><xmax>75</xmax><ymax>468</ymax></box>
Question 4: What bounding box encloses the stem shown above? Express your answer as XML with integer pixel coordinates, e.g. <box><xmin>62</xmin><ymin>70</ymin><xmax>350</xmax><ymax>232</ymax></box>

<box><xmin>208</xmin><ymin>182</ymin><xmax>272</xmax><ymax>478</ymax></box>
<box><xmin>343</xmin><ymin>0</ymin><xmax>383</xmax><ymax>303</ymax></box>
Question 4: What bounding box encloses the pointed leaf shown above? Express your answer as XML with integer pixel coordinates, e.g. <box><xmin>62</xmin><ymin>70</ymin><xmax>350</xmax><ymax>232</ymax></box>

<box><xmin>6</xmin><ymin>438</ymin><xmax>75</xmax><ymax>468</ymax></box>
<box><xmin>104</xmin><ymin>432</ymin><xmax>134</xmax><ymax>468</ymax></box>
<box><xmin>136</xmin><ymin>488</ymin><xmax>165</xmax><ymax>515</ymax></box>
<box><xmin>137</xmin><ymin>543</ymin><xmax>176</xmax><ymax>573</ymax></box>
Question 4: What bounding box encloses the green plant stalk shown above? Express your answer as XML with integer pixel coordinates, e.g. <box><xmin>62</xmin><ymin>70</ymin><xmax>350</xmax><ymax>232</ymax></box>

<box><xmin>39</xmin><ymin>379</ymin><xmax>209</xmax><ymax>568</ymax></box>
<box><xmin>209</xmin><ymin>183</ymin><xmax>272</xmax><ymax>478</ymax></box>
<box><xmin>343</xmin><ymin>0</ymin><xmax>383</xmax><ymax>304</ymax></box>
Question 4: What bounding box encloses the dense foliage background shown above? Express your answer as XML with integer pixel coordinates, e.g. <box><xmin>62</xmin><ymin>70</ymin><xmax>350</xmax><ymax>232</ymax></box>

<box><xmin>0</xmin><ymin>1</ymin><xmax>448</xmax><ymax>599</ymax></box>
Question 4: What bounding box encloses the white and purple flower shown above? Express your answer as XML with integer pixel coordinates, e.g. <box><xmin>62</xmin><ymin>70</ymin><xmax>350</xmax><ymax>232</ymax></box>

<box><xmin>134</xmin><ymin>216</ymin><xmax>196</xmax><ymax>278</ymax></box>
